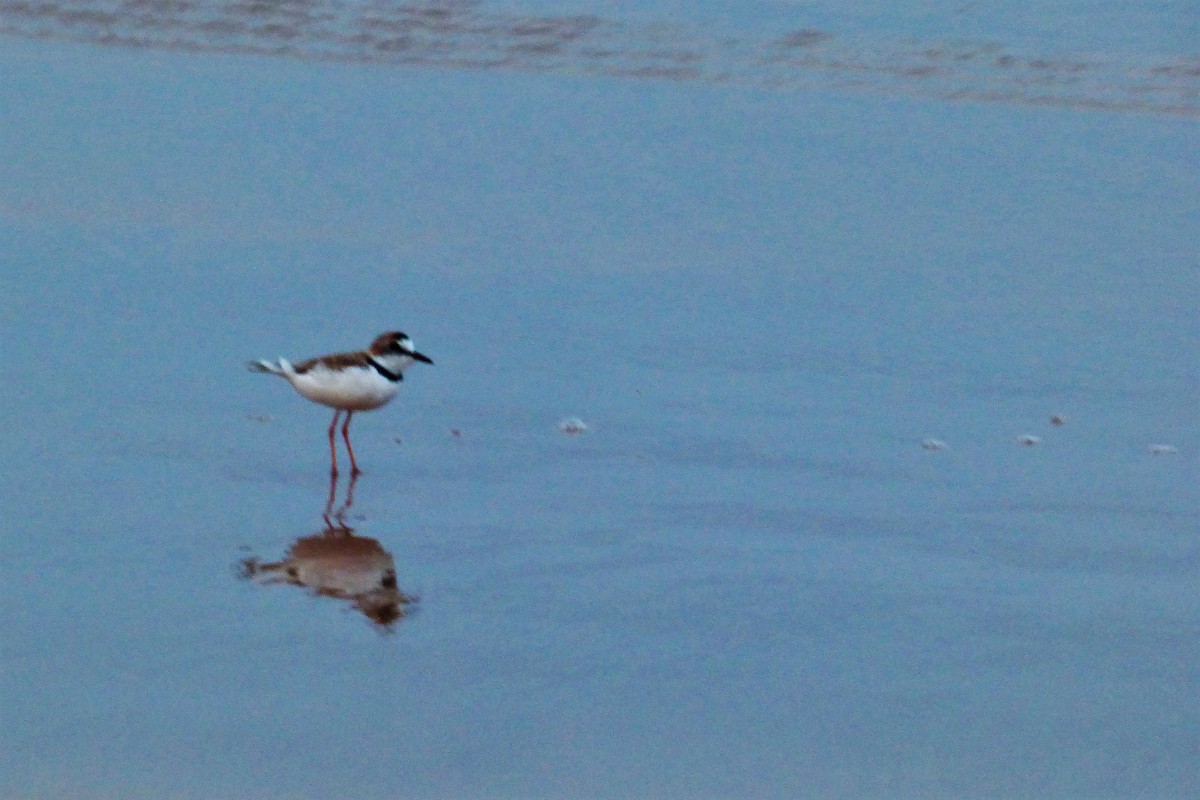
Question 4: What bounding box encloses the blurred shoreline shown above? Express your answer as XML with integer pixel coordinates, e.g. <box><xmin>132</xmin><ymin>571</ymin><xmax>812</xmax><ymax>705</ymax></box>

<box><xmin>2</xmin><ymin>0</ymin><xmax>1197</xmax><ymax>116</ymax></box>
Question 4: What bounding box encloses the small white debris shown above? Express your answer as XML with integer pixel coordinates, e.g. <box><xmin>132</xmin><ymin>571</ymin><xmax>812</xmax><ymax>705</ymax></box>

<box><xmin>1016</xmin><ymin>434</ymin><xmax>1042</xmax><ymax>446</ymax></box>
<box><xmin>1147</xmin><ymin>444</ymin><xmax>1179</xmax><ymax>456</ymax></box>
<box><xmin>921</xmin><ymin>438</ymin><xmax>948</xmax><ymax>451</ymax></box>
<box><xmin>558</xmin><ymin>417</ymin><xmax>589</xmax><ymax>435</ymax></box>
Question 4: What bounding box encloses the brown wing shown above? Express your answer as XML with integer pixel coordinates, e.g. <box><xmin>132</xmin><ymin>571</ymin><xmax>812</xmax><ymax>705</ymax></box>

<box><xmin>293</xmin><ymin>350</ymin><xmax>372</xmax><ymax>374</ymax></box>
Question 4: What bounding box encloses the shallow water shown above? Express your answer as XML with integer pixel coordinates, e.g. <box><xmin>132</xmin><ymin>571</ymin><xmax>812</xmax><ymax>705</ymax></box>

<box><xmin>2</xmin><ymin>0</ymin><xmax>1198</xmax><ymax>115</ymax></box>
<box><xmin>1</xmin><ymin>3</ymin><xmax>1199</xmax><ymax>798</ymax></box>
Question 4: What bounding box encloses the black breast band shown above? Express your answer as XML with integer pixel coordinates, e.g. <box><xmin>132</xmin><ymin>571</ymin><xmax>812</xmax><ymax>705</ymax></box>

<box><xmin>366</xmin><ymin>357</ymin><xmax>403</xmax><ymax>382</ymax></box>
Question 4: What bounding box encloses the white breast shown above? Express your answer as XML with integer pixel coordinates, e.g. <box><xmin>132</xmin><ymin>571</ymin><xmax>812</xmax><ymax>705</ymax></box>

<box><xmin>287</xmin><ymin>365</ymin><xmax>400</xmax><ymax>411</ymax></box>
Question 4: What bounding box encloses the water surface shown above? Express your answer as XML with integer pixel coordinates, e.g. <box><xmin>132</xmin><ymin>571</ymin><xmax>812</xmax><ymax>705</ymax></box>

<box><xmin>1</xmin><ymin>3</ymin><xmax>1198</xmax><ymax>798</ymax></box>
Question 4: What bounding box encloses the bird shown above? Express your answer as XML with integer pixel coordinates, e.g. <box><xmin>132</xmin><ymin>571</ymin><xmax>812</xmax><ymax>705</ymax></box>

<box><xmin>248</xmin><ymin>331</ymin><xmax>433</xmax><ymax>476</ymax></box>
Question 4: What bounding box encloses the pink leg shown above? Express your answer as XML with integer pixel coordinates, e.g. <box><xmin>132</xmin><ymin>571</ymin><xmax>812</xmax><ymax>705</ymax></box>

<box><xmin>327</xmin><ymin>410</ymin><xmax>342</xmax><ymax>477</ymax></box>
<box><xmin>342</xmin><ymin>411</ymin><xmax>361</xmax><ymax>475</ymax></box>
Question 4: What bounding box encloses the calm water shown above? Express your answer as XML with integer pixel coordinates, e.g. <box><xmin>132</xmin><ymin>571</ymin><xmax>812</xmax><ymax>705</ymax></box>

<box><xmin>2</xmin><ymin>0</ymin><xmax>1198</xmax><ymax>115</ymax></box>
<box><xmin>1</xmin><ymin>2</ymin><xmax>1198</xmax><ymax>798</ymax></box>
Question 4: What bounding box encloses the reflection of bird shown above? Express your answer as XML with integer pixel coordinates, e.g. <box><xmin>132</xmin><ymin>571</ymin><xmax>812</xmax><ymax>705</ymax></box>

<box><xmin>240</xmin><ymin>471</ymin><xmax>415</xmax><ymax>627</ymax></box>
<box><xmin>248</xmin><ymin>331</ymin><xmax>433</xmax><ymax>475</ymax></box>
<box><xmin>245</xmin><ymin>530</ymin><xmax>415</xmax><ymax>628</ymax></box>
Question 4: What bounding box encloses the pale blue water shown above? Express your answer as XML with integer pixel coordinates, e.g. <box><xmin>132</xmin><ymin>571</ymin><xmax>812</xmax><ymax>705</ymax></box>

<box><xmin>1</xmin><ymin>2</ymin><xmax>1198</xmax><ymax>798</ymax></box>
<box><xmin>2</xmin><ymin>0</ymin><xmax>1197</xmax><ymax>113</ymax></box>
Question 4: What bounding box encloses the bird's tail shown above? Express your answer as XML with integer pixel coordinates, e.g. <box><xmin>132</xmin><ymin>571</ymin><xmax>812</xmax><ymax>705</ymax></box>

<box><xmin>246</xmin><ymin>358</ymin><xmax>294</xmax><ymax>376</ymax></box>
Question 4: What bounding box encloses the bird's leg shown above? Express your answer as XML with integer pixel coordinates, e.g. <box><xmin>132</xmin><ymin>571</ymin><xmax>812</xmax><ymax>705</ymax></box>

<box><xmin>328</xmin><ymin>410</ymin><xmax>342</xmax><ymax>477</ymax></box>
<box><xmin>342</xmin><ymin>411</ymin><xmax>361</xmax><ymax>476</ymax></box>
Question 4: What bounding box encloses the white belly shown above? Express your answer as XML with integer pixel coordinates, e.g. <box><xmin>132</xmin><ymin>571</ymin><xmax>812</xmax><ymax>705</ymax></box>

<box><xmin>287</xmin><ymin>365</ymin><xmax>400</xmax><ymax>411</ymax></box>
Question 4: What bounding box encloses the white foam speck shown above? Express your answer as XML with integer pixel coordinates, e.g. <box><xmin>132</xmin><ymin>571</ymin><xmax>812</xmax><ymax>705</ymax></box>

<box><xmin>558</xmin><ymin>417</ymin><xmax>589</xmax><ymax>435</ymax></box>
